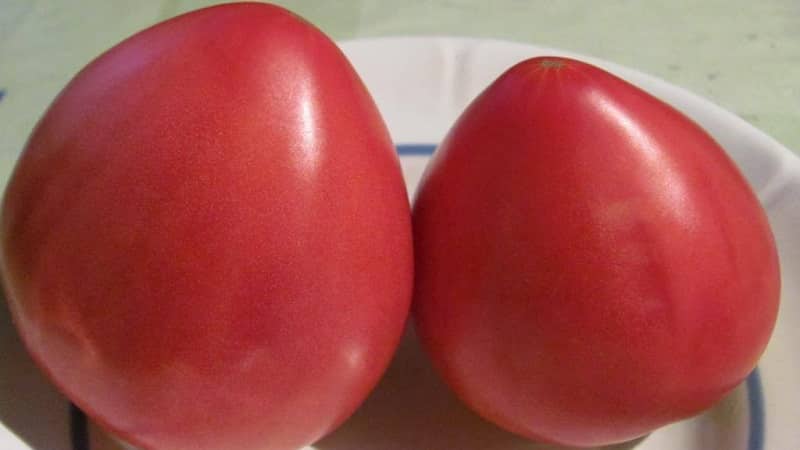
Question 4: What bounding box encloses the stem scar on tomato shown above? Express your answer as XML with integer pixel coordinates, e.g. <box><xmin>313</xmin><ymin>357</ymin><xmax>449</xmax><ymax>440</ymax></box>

<box><xmin>538</xmin><ymin>59</ymin><xmax>566</xmax><ymax>69</ymax></box>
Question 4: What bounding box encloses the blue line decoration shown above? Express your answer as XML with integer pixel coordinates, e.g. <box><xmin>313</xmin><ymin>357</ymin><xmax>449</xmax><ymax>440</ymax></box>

<box><xmin>746</xmin><ymin>368</ymin><xmax>765</xmax><ymax>450</ymax></box>
<box><xmin>69</xmin><ymin>403</ymin><xmax>89</xmax><ymax>450</ymax></box>
<box><xmin>396</xmin><ymin>144</ymin><xmax>437</xmax><ymax>156</ymax></box>
<box><xmin>0</xmin><ymin>89</ymin><xmax>6</xmax><ymax>103</ymax></box>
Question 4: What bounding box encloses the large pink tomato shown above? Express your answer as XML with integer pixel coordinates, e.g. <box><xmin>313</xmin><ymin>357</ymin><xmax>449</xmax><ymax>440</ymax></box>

<box><xmin>412</xmin><ymin>57</ymin><xmax>779</xmax><ymax>447</ymax></box>
<box><xmin>0</xmin><ymin>4</ymin><xmax>412</xmax><ymax>450</ymax></box>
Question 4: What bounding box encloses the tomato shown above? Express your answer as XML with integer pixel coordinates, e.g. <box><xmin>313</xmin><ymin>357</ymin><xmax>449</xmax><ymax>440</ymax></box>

<box><xmin>411</xmin><ymin>56</ymin><xmax>780</xmax><ymax>447</ymax></box>
<box><xmin>0</xmin><ymin>4</ymin><xmax>412</xmax><ymax>450</ymax></box>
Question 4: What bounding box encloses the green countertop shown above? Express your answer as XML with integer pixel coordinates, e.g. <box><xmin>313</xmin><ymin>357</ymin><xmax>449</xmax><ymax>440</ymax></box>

<box><xmin>1</xmin><ymin>0</ymin><xmax>798</xmax><ymax>186</ymax></box>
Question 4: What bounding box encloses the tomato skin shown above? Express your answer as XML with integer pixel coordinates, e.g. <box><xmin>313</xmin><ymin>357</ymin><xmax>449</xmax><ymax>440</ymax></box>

<box><xmin>0</xmin><ymin>4</ymin><xmax>412</xmax><ymax>450</ymax></box>
<box><xmin>412</xmin><ymin>57</ymin><xmax>780</xmax><ymax>447</ymax></box>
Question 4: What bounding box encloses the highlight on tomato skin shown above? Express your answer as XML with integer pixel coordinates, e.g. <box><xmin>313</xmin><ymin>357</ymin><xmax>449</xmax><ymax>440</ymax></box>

<box><xmin>412</xmin><ymin>55</ymin><xmax>780</xmax><ymax>447</ymax></box>
<box><xmin>0</xmin><ymin>3</ymin><xmax>413</xmax><ymax>450</ymax></box>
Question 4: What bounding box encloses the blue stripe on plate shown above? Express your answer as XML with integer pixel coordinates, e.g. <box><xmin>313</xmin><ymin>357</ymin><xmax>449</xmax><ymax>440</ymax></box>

<box><xmin>70</xmin><ymin>403</ymin><xmax>89</xmax><ymax>450</ymax></box>
<box><xmin>396</xmin><ymin>144</ymin><xmax>437</xmax><ymax>156</ymax></box>
<box><xmin>747</xmin><ymin>368</ymin><xmax>765</xmax><ymax>450</ymax></box>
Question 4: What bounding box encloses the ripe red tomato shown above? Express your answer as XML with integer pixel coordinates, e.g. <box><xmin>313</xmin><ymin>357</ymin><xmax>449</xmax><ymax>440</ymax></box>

<box><xmin>0</xmin><ymin>4</ymin><xmax>412</xmax><ymax>450</ymax></box>
<box><xmin>412</xmin><ymin>56</ymin><xmax>780</xmax><ymax>447</ymax></box>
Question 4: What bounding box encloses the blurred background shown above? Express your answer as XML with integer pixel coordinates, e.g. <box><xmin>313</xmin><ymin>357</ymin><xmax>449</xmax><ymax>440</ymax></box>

<box><xmin>1</xmin><ymin>0</ymin><xmax>799</xmax><ymax>185</ymax></box>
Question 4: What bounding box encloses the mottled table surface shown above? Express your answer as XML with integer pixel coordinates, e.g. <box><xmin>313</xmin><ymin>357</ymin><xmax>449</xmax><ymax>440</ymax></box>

<box><xmin>1</xmin><ymin>0</ymin><xmax>798</xmax><ymax>186</ymax></box>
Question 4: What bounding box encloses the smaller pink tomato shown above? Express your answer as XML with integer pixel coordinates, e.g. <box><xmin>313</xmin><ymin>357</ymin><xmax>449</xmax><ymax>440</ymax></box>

<box><xmin>412</xmin><ymin>56</ymin><xmax>780</xmax><ymax>447</ymax></box>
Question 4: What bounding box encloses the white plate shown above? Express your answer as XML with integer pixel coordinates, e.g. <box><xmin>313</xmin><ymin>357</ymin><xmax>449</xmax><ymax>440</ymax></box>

<box><xmin>1</xmin><ymin>37</ymin><xmax>798</xmax><ymax>450</ymax></box>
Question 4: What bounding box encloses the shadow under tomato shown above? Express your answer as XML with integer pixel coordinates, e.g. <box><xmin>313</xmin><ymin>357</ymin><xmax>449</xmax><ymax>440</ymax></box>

<box><xmin>4</xmin><ymin>290</ymin><xmax>750</xmax><ymax>450</ymax></box>
<box><xmin>313</xmin><ymin>326</ymin><xmax>646</xmax><ymax>450</ymax></box>
<box><xmin>0</xmin><ymin>293</ymin><xmax>73</xmax><ymax>450</ymax></box>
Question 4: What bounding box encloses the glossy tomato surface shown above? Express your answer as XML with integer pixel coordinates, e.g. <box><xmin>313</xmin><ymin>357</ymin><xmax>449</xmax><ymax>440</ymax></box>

<box><xmin>412</xmin><ymin>57</ymin><xmax>780</xmax><ymax>447</ymax></box>
<box><xmin>0</xmin><ymin>4</ymin><xmax>412</xmax><ymax>450</ymax></box>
